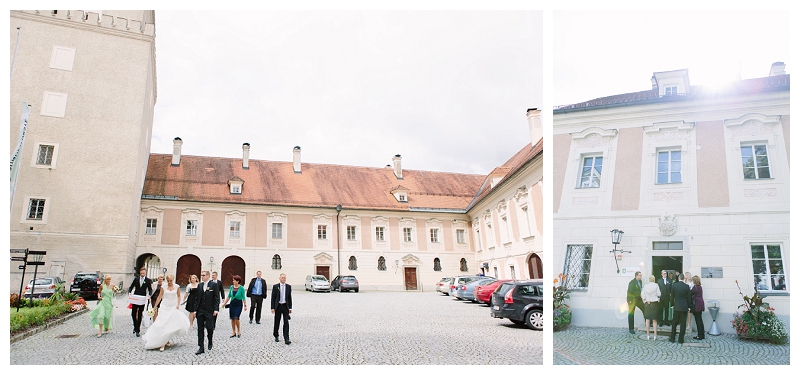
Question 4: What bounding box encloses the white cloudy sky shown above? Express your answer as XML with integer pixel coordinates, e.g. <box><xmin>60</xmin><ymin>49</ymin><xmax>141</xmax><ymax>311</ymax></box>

<box><xmin>554</xmin><ymin>10</ymin><xmax>791</xmax><ymax>106</ymax></box>
<box><xmin>150</xmin><ymin>11</ymin><xmax>542</xmax><ymax>175</ymax></box>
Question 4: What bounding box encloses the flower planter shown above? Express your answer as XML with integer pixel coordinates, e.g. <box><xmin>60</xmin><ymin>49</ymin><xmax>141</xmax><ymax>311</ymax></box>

<box><xmin>554</xmin><ymin>319</ymin><xmax>571</xmax><ymax>331</ymax></box>
<box><xmin>737</xmin><ymin>334</ymin><xmax>771</xmax><ymax>342</ymax></box>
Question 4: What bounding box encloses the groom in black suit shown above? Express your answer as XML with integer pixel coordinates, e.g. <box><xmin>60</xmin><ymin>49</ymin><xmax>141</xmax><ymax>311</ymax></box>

<box><xmin>270</xmin><ymin>273</ymin><xmax>292</xmax><ymax>345</ymax></box>
<box><xmin>127</xmin><ymin>268</ymin><xmax>152</xmax><ymax>337</ymax></box>
<box><xmin>194</xmin><ymin>270</ymin><xmax>220</xmax><ymax>355</ymax></box>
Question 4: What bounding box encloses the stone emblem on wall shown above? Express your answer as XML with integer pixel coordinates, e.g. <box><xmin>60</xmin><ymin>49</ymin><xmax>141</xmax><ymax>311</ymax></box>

<box><xmin>659</xmin><ymin>213</ymin><xmax>677</xmax><ymax>237</ymax></box>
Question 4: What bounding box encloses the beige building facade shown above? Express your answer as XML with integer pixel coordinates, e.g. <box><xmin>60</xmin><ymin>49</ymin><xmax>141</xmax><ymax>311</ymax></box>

<box><xmin>553</xmin><ymin>66</ymin><xmax>790</xmax><ymax>333</ymax></box>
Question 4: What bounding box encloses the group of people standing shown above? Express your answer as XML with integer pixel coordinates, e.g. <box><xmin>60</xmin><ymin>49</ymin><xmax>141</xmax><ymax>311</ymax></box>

<box><xmin>89</xmin><ymin>268</ymin><xmax>294</xmax><ymax>355</ymax></box>
<box><xmin>626</xmin><ymin>270</ymin><xmax>706</xmax><ymax>343</ymax></box>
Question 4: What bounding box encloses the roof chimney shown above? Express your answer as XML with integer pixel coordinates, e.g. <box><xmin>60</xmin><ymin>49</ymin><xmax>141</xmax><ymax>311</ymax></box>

<box><xmin>651</xmin><ymin>75</ymin><xmax>658</xmax><ymax>90</ymax></box>
<box><xmin>293</xmin><ymin>146</ymin><xmax>301</xmax><ymax>173</ymax></box>
<box><xmin>769</xmin><ymin>62</ymin><xmax>786</xmax><ymax>76</ymax></box>
<box><xmin>526</xmin><ymin>108</ymin><xmax>542</xmax><ymax>144</ymax></box>
<box><xmin>171</xmin><ymin>137</ymin><xmax>182</xmax><ymax>166</ymax></box>
<box><xmin>242</xmin><ymin>143</ymin><xmax>250</xmax><ymax>169</ymax></box>
<box><xmin>392</xmin><ymin>154</ymin><xmax>403</xmax><ymax>179</ymax></box>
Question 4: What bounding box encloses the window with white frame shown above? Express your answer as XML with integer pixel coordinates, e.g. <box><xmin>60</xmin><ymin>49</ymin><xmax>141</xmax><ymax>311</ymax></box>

<box><xmin>348</xmin><ymin>256</ymin><xmax>358</xmax><ymax>270</ymax></box>
<box><xmin>399</xmin><ymin>193</ymin><xmax>406</xmax><ymax>202</ymax></box>
<box><xmin>28</xmin><ymin>199</ymin><xmax>46</xmax><ymax>220</ymax></box>
<box><xmin>430</xmin><ymin>228</ymin><xmax>439</xmax><ymax>243</ymax></box>
<box><xmin>347</xmin><ymin>226</ymin><xmax>356</xmax><ymax>241</ymax></box>
<box><xmin>271</xmin><ymin>254</ymin><xmax>282</xmax><ymax>270</ymax></box>
<box><xmin>665</xmin><ymin>86</ymin><xmax>678</xmax><ymax>96</ymax></box>
<box><xmin>563</xmin><ymin>244</ymin><xmax>593</xmax><ymax>290</ymax></box>
<box><xmin>231</xmin><ymin>185</ymin><xmax>241</xmax><ymax>194</ymax></box>
<box><xmin>578</xmin><ymin>155</ymin><xmax>603</xmax><ymax>188</ymax></box>
<box><xmin>375</xmin><ymin>226</ymin><xmax>385</xmax><ymax>241</ymax></box>
<box><xmin>186</xmin><ymin>220</ymin><xmax>198</xmax><ymax>236</ymax></box>
<box><xmin>751</xmin><ymin>244</ymin><xmax>786</xmax><ymax>292</ymax></box>
<box><xmin>145</xmin><ymin>219</ymin><xmax>157</xmax><ymax>235</ymax></box>
<box><xmin>656</xmin><ymin>149</ymin><xmax>682</xmax><ymax>184</ymax></box>
<box><xmin>434</xmin><ymin>258</ymin><xmax>442</xmax><ymax>271</ymax></box>
<box><xmin>317</xmin><ymin>225</ymin><xmax>327</xmax><ymax>240</ymax></box>
<box><xmin>740</xmin><ymin>144</ymin><xmax>772</xmax><ymax>180</ymax></box>
<box><xmin>378</xmin><ymin>256</ymin><xmax>386</xmax><ymax>271</ymax></box>
<box><xmin>272</xmin><ymin>223</ymin><xmax>282</xmax><ymax>239</ymax></box>
<box><xmin>456</xmin><ymin>229</ymin><xmax>466</xmax><ymax>244</ymax></box>
<box><xmin>36</xmin><ymin>145</ymin><xmax>55</xmax><ymax>166</ymax></box>
<box><xmin>403</xmin><ymin>227</ymin><xmax>413</xmax><ymax>242</ymax></box>
<box><xmin>510</xmin><ymin>265</ymin><xmax>516</xmax><ymax>280</ymax></box>
<box><xmin>229</xmin><ymin>221</ymin><xmax>240</xmax><ymax>237</ymax></box>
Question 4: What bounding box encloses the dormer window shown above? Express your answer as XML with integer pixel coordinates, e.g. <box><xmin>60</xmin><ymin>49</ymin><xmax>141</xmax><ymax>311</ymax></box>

<box><xmin>228</xmin><ymin>177</ymin><xmax>244</xmax><ymax>195</ymax></box>
<box><xmin>390</xmin><ymin>185</ymin><xmax>409</xmax><ymax>203</ymax></box>
<box><xmin>665</xmin><ymin>86</ymin><xmax>678</xmax><ymax>96</ymax></box>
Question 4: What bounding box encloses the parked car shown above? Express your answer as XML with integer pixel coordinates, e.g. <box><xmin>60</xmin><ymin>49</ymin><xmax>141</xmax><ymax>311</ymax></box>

<box><xmin>490</xmin><ymin>279</ymin><xmax>543</xmax><ymax>330</ymax></box>
<box><xmin>475</xmin><ymin>279</ymin><xmax>513</xmax><ymax>305</ymax></box>
<box><xmin>304</xmin><ymin>275</ymin><xmax>331</xmax><ymax>292</ymax></box>
<box><xmin>70</xmin><ymin>271</ymin><xmax>104</xmax><ymax>300</ymax></box>
<box><xmin>436</xmin><ymin>277</ymin><xmax>454</xmax><ymax>294</ymax></box>
<box><xmin>455</xmin><ymin>277</ymin><xmax>496</xmax><ymax>301</ymax></box>
<box><xmin>23</xmin><ymin>277</ymin><xmax>65</xmax><ymax>298</ymax></box>
<box><xmin>449</xmin><ymin>275</ymin><xmax>490</xmax><ymax>299</ymax></box>
<box><xmin>331</xmin><ymin>275</ymin><xmax>359</xmax><ymax>292</ymax></box>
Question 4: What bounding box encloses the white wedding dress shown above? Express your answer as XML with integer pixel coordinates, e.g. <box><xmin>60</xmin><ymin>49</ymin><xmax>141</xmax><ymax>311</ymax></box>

<box><xmin>142</xmin><ymin>285</ymin><xmax>190</xmax><ymax>349</ymax></box>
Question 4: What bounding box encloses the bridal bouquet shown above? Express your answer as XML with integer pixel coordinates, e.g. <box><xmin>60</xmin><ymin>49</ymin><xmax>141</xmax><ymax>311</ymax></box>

<box><xmin>146</xmin><ymin>308</ymin><xmax>156</xmax><ymax>317</ymax></box>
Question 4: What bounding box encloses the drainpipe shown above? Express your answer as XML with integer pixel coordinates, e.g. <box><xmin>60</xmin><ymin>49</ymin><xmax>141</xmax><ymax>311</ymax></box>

<box><xmin>335</xmin><ymin>205</ymin><xmax>342</xmax><ymax>278</ymax></box>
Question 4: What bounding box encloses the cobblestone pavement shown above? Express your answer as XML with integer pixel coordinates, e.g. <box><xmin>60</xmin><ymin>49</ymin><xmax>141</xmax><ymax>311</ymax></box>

<box><xmin>11</xmin><ymin>291</ymin><xmax>541</xmax><ymax>365</ymax></box>
<box><xmin>553</xmin><ymin>326</ymin><xmax>790</xmax><ymax>365</ymax></box>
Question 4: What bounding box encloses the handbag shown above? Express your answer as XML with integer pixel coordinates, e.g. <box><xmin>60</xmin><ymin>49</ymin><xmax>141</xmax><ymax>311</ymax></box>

<box><xmin>224</xmin><ymin>286</ymin><xmax>231</xmax><ymax>308</ymax></box>
<box><xmin>142</xmin><ymin>301</ymin><xmax>153</xmax><ymax>328</ymax></box>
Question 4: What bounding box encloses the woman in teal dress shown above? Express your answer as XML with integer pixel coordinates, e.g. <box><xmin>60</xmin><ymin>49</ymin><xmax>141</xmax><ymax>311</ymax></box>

<box><xmin>222</xmin><ymin>275</ymin><xmax>247</xmax><ymax>338</ymax></box>
<box><xmin>89</xmin><ymin>275</ymin><xmax>115</xmax><ymax>337</ymax></box>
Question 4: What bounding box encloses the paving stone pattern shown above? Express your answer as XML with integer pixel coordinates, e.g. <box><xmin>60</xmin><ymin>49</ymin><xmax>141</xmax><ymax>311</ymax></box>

<box><xmin>553</xmin><ymin>326</ymin><xmax>789</xmax><ymax>365</ymax></box>
<box><xmin>11</xmin><ymin>291</ymin><xmax>541</xmax><ymax>365</ymax></box>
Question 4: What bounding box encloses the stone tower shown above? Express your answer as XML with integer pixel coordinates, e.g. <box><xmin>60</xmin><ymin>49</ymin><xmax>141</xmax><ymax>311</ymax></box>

<box><xmin>9</xmin><ymin>10</ymin><xmax>157</xmax><ymax>289</ymax></box>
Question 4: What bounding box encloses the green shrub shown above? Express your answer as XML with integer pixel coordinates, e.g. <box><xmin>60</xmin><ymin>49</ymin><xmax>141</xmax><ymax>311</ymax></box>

<box><xmin>10</xmin><ymin>304</ymin><xmax>71</xmax><ymax>332</ymax></box>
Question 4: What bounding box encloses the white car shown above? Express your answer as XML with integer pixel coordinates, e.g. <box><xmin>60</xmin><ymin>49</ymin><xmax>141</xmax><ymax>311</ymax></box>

<box><xmin>304</xmin><ymin>275</ymin><xmax>331</xmax><ymax>292</ymax></box>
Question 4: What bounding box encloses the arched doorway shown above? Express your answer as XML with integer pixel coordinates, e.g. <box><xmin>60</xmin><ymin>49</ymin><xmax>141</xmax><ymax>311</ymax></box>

<box><xmin>135</xmin><ymin>254</ymin><xmax>161</xmax><ymax>279</ymax></box>
<box><xmin>220</xmin><ymin>255</ymin><xmax>246</xmax><ymax>290</ymax></box>
<box><xmin>176</xmin><ymin>254</ymin><xmax>202</xmax><ymax>286</ymax></box>
<box><xmin>528</xmin><ymin>253</ymin><xmax>543</xmax><ymax>279</ymax></box>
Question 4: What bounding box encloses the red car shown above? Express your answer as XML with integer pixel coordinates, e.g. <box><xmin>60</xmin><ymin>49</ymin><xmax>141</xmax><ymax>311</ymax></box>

<box><xmin>475</xmin><ymin>279</ymin><xmax>512</xmax><ymax>305</ymax></box>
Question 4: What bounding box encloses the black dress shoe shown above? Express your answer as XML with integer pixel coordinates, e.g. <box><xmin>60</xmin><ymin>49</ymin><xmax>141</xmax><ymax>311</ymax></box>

<box><xmin>285</xmin><ymin>340</ymin><xmax>291</xmax><ymax>345</ymax></box>
<box><xmin>256</xmin><ymin>321</ymin><xmax>261</xmax><ymax>324</ymax></box>
<box><xmin>135</xmin><ymin>332</ymin><xmax>140</xmax><ymax>337</ymax></box>
<box><xmin>693</xmin><ymin>336</ymin><xmax>704</xmax><ymax>340</ymax></box>
<box><xmin>208</xmin><ymin>342</ymin><xmax>213</xmax><ymax>350</ymax></box>
<box><xmin>275</xmin><ymin>337</ymin><xmax>279</xmax><ymax>342</ymax></box>
<box><xmin>629</xmin><ymin>330</ymin><xmax>636</xmax><ymax>334</ymax></box>
<box><xmin>195</xmin><ymin>348</ymin><xmax>205</xmax><ymax>355</ymax></box>
<box><xmin>249</xmin><ymin>320</ymin><xmax>253</xmax><ymax>324</ymax></box>
<box><xmin>668</xmin><ymin>338</ymin><xmax>675</xmax><ymax>343</ymax></box>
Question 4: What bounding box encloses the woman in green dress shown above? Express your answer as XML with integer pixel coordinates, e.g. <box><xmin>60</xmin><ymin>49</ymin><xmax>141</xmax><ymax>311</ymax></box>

<box><xmin>90</xmin><ymin>275</ymin><xmax>115</xmax><ymax>337</ymax></box>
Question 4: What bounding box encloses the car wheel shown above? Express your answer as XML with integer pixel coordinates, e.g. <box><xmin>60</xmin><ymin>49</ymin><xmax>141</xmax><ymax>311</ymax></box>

<box><xmin>511</xmin><ymin>319</ymin><xmax>526</xmax><ymax>326</ymax></box>
<box><xmin>339</xmin><ymin>286</ymin><xmax>344</xmax><ymax>292</ymax></box>
<box><xmin>355</xmin><ymin>288</ymin><xmax>359</xmax><ymax>293</ymax></box>
<box><xmin>525</xmin><ymin>309</ymin><xmax>544</xmax><ymax>331</ymax></box>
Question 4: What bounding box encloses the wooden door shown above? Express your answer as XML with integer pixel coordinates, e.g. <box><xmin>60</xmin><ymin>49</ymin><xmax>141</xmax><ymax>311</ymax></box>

<box><xmin>220</xmin><ymin>256</ymin><xmax>245</xmax><ymax>290</ymax></box>
<box><xmin>528</xmin><ymin>253</ymin><xmax>543</xmax><ymax>279</ymax></box>
<box><xmin>404</xmin><ymin>267</ymin><xmax>418</xmax><ymax>290</ymax></box>
<box><xmin>316</xmin><ymin>266</ymin><xmax>330</xmax><ymax>281</ymax></box>
<box><xmin>176</xmin><ymin>254</ymin><xmax>201</xmax><ymax>286</ymax></box>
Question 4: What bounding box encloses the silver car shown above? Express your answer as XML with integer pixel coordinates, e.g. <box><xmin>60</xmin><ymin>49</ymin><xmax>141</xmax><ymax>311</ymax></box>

<box><xmin>304</xmin><ymin>275</ymin><xmax>331</xmax><ymax>292</ymax></box>
<box><xmin>24</xmin><ymin>277</ymin><xmax>65</xmax><ymax>298</ymax></box>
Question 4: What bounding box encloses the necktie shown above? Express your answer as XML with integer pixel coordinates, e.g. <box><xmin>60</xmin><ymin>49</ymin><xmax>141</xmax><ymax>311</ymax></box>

<box><xmin>280</xmin><ymin>284</ymin><xmax>285</xmax><ymax>303</ymax></box>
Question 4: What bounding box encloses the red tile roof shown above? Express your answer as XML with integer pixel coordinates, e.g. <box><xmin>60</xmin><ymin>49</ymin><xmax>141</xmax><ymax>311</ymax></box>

<box><xmin>555</xmin><ymin>74</ymin><xmax>790</xmax><ymax>111</ymax></box>
<box><xmin>467</xmin><ymin>138</ymin><xmax>543</xmax><ymax>210</ymax></box>
<box><xmin>142</xmin><ymin>154</ymin><xmax>486</xmax><ymax>212</ymax></box>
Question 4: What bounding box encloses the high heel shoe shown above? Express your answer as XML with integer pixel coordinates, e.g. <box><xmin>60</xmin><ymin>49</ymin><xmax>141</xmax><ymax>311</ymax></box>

<box><xmin>159</xmin><ymin>346</ymin><xmax>164</xmax><ymax>352</ymax></box>
<box><xmin>237</xmin><ymin>334</ymin><xmax>241</xmax><ymax>338</ymax></box>
<box><xmin>646</xmin><ymin>334</ymin><xmax>650</xmax><ymax>340</ymax></box>
<box><xmin>230</xmin><ymin>334</ymin><xmax>237</xmax><ymax>338</ymax></box>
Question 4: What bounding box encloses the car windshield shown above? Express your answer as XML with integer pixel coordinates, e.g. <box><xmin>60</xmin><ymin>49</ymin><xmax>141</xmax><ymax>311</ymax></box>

<box><xmin>31</xmin><ymin>279</ymin><xmax>53</xmax><ymax>285</ymax></box>
<box><xmin>343</xmin><ymin>276</ymin><xmax>357</xmax><ymax>281</ymax></box>
<box><xmin>312</xmin><ymin>276</ymin><xmax>326</xmax><ymax>281</ymax></box>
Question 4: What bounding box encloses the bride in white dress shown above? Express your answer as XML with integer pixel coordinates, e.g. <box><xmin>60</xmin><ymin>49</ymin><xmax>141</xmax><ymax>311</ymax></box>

<box><xmin>142</xmin><ymin>273</ymin><xmax>190</xmax><ymax>351</ymax></box>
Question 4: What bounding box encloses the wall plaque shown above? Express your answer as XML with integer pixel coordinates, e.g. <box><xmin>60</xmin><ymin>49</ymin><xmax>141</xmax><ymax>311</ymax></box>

<box><xmin>701</xmin><ymin>267</ymin><xmax>723</xmax><ymax>278</ymax></box>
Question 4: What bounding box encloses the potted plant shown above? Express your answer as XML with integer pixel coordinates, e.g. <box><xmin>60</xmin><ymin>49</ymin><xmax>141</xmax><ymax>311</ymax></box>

<box><xmin>553</xmin><ymin>273</ymin><xmax>572</xmax><ymax>331</ymax></box>
<box><xmin>730</xmin><ymin>280</ymin><xmax>788</xmax><ymax>344</ymax></box>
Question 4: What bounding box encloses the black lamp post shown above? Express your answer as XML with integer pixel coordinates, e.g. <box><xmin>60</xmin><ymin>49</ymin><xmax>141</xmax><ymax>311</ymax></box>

<box><xmin>609</xmin><ymin>229</ymin><xmax>629</xmax><ymax>273</ymax></box>
<box><xmin>335</xmin><ymin>204</ymin><xmax>342</xmax><ymax>278</ymax></box>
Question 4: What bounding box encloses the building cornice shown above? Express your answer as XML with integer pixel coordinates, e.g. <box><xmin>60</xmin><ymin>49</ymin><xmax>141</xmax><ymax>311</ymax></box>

<box><xmin>11</xmin><ymin>10</ymin><xmax>156</xmax><ymax>42</ymax></box>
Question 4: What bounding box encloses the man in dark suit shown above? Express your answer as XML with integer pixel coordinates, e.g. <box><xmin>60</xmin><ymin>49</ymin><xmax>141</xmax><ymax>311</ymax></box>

<box><xmin>247</xmin><ymin>270</ymin><xmax>268</xmax><ymax>324</ymax></box>
<box><xmin>211</xmin><ymin>271</ymin><xmax>225</xmax><ymax>325</ymax></box>
<box><xmin>194</xmin><ymin>270</ymin><xmax>220</xmax><ymax>355</ymax></box>
<box><xmin>127</xmin><ymin>268</ymin><xmax>152</xmax><ymax>337</ymax></box>
<box><xmin>657</xmin><ymin>270</ymin><xmax>673</xmax><ymax>326</ymax></box>
<box><xmin>669</xmin><ymin>273</ymin><xmax>692</xmax><ymax>344</ymax></box>
<box><xmin>626</xmin><ymin>271</ymin><xmax>644</xmax><ymax>334</ymax></box>
<box><xmin>270</xmin><ymin>273</ymin><xmax>293</xmax><ymax>345</ymax></box>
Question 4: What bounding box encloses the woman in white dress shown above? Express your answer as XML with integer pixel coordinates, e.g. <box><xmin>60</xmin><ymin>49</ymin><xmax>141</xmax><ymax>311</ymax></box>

<box><xmin>142</xmin><ymin>273</ymin><xmax>190</xmax><ymax>351</ymax></box>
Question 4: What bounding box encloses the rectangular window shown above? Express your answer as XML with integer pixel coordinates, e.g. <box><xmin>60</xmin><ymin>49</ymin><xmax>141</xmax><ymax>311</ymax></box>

<box><xmin>665</xmin><ymin>86</ymin><xmax>678</xmax><ymax>96</ymax></box>
<box><xmin>741</xmin><ymin>144</ymin><xmax>771</xmax><ymax>179</ymax></box>
<box><xmin>231</xmin><ymin>185</ymin><xmax>241</xmax><ymax>194</ymax></box>
<box><xmin>145</xmin><ymin>219</ymin><xmax>157</xmax><ymax>235</ymax></box>
<box><xmin>430</xmin><ymin>228</ymin><xmax>439</xmax><ymax>243</ymax></box>
<box><xmin>375</xmin><ymin>226</ymin><xmax>385</xmax><ymax>241</ymax></box>
<box><xmin>272</xmin><ymin>223</ymin><xmax>282</xmax><ymax>239</ymax></box>
<box><xmin>317</xmin><ymin>225</ymin><xmax>327</xmax><ymax>240</ymax></box>
<box><xmin>456</xmin><ymin>229</ymin><xmax>466</xmax><ymax>244</ymax></box>
<box><xmin>229</xmin><ymin>221</ymin><xmax>240</xmax><ymax>237</ymax></box>
<box><xmin>186</xmin><ymin>220</ymin><xmax>197</xmax><ymax>236</ymax></box>
<box><xmin>563</xmin><ymin>244</ymin><xmax>593</xmax><ymax>290</ymax></box>
<box><xmin>36</xmin><ymin>145</ymin><xmax>55</xmax><ymax>165</ymax></box>
<box><xmin>751</xmin><ymin>244</ymin><xmax>786</xmax><ymax>292</ymax></box>
<box><xmin>653</xmin><ymin>241</ymin><xmax>683</xmax><ymax>250</ymax></box>
<box><xmin>578</xmin><ymin>156</ymin><xmax>603</xmax><ymax>188</ymax></box>
<box><xmin>28</xmin><ymin>199</ymin><xmax>46</xmax><ymax>220</ymax></box>
<box><xmin>656</xmin><ymin>150</ymin><xmax>682</xmax><ymax>184</ymax></box>
<box><xmin>347</xmin><ymin>226</ymin><xmax>356</xmax><ymax>240</ymax></box>
<box><xmin>403</xmin><ymin>227</ymin><xmax>413</xmax><ymax>242</ymax></box>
